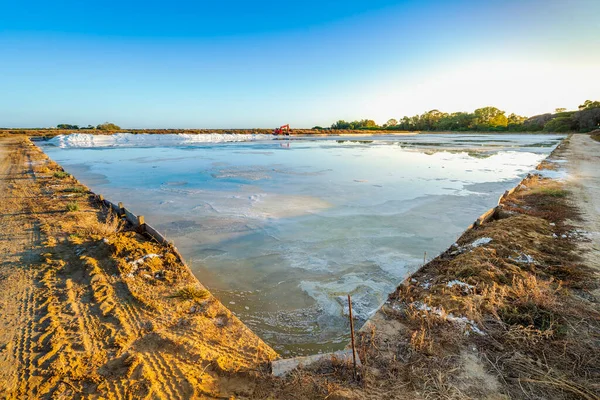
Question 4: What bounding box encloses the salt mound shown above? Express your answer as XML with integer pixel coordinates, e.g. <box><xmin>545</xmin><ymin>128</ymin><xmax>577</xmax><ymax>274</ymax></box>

<box><xmin>48</xmin><ymin>133</ymin><xmax>272</xmax><ymax>148</ymax></box>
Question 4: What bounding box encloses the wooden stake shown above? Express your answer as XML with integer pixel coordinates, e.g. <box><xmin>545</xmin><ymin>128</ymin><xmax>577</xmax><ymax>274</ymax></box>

<box><xmin>118</xmin><ymin>202</ymin><xmax>125</xmax><ymax>217</ymax></box>
<box><xmin>347</xmin><ymin>294</ymin><xmax>358</xmax><ymax>380</ymax></box>
<box><xmin>424</xmin><ymin>251</ymin><xmax>427</xmax><ymax>265</ymax></box>
<box><xmin>137</xmin><ymin>215</ymin><xmax>145</xmax><ymax>232</ymax></box>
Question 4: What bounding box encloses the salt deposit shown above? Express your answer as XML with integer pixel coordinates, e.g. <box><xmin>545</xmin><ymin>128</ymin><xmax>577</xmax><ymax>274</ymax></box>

<box><xmin>48</xmin><ymin>132</ymin><xmax>272</xmax><ymax>148</ymax></box>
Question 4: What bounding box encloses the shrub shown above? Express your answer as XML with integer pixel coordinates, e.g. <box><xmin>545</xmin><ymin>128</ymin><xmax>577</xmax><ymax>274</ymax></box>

<box><xmin>66</xmin><ymin>202</ymin><xmax>79</xmax><ymax>212</ymax></box>
<box><xmin>543</xmin><ymin>117</ymin><xmax>576</xmax><ymax>133</ymax></box>
<box><xmin>97</xmin><ymin>122</ymin><xmax>121</xmax><ymax>131</ymax></box>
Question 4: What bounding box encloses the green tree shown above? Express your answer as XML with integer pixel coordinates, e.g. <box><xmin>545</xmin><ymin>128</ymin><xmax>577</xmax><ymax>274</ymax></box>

<box><xmin>489</xmin><ymin>113</ymin><xmax>508</xmax><ymax>128</ymax></box>
<box><xmin>473</xmin><ymin>107</ymin><xmax>505</xmax><ymax>125</ymax></box>
<box><xmin>437</xmin><ymin>112</ymin><xmax>475</xmax><ymax>131</ymax></box>
<box><xmin>57</xmin><ymin>124</ymin><xmax>79</xmax><ymax>130</ymax></box>
<box><xmin>573</xmin><ymin>107</ymin><xmax>600</xmax><ymax>131</ymax></box>
<box><xmin>384</xmin><ymin>118</ymin><xmax>398</xmax><ymax>128</ymax></box>
<box><xmin>507</xmin><ymin>113</ymin><xmax>526</xmax><ymax>124</ymax></box>
<box><xmin>331</xmin><ymin>120</ymin><xmax>351</xmax><ymax>129</ymax></box>
<box><xmin>579</xmin><ymin>100</ymin><xmax>600</xmax><ymax>110</ymax></box>
<box><xmin>97</xmin><ymin>122</ymin><xmax>121</xmax><ymax>131</ymax></box>
<box><xmin>543</xmin><ymin>117</ymin><xmax>576</xmax><ymax>132</ymax></box>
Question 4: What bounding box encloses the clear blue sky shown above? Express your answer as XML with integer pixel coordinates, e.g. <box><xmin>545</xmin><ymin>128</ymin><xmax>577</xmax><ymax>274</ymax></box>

<box><xmin>1</xmin><ymin>0</ymin><xmax>599</xmax><ymax>128</ymax></box>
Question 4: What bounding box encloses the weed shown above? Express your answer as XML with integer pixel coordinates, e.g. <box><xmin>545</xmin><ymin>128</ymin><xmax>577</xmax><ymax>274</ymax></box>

<box><xmin>170</xmin><ymin>286</ymin><xmax>209</xmax><ymax>301</ymax></box>
<box><xmin>74</xmin><ymin>211</ymin><xmax>122</xmax><ymax>238</ymax></box>
<box><xmin>53</xmin><ymin>171</ymin><xmax>70</xmax><ymax>179</ymax></box>
<box><xmin>63</xmin><ymin>186</ymin><xmax>85</xmax><ymax>193</ymax></box>
<box><xmin>66</xmin><ymin>202</ymin><xmax>79</xmax><ymax>212</ymax></box>
<box><xmin>410</xmin><ymin>325</ymin><xmax>434</xmax><ymax>354</ymax></box>
<box><xmin>535</xmin><ymin>187</ymin><xmax>569</xmax><ymax>198</ymax></box>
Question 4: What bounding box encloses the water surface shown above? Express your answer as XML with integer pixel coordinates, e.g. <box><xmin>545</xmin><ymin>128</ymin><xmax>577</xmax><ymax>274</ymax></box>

<box><xmin>40</xmin><ymin>133</ymin><xmax>562</xmax><ymax>355</ymax></box>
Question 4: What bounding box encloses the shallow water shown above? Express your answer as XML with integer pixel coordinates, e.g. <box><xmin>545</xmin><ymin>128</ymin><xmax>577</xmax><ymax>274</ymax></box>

<box><xmin>40</xmin><ymin>133</ymin><xmax>563</xmax><ymax>355</ymax></box>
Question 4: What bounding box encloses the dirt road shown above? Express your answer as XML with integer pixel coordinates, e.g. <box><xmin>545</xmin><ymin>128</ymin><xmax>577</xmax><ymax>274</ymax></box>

<box><xmin>563</xmin><ymin>134</ymin><xmax>600</xmax><ymax>288</ymax></box>
<box><xmin>0</xmin><ymin>137</ymin><xmax>277</xmax><ymax>399</ymax></box>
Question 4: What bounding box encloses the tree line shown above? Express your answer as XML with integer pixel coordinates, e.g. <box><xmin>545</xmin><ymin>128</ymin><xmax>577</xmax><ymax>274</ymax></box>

<box><xmin>56</xmin><ymin>122</ymin><xmax>121</xmax><ymax>131</ymax></box>
<box><xmin>326</xmin><ymin>100</ymin><xmax>600</xmax><ymax>133</ymax></box>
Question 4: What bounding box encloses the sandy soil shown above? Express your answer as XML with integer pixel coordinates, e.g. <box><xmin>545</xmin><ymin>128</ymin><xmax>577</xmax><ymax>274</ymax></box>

<box><xmin>0</xmin><ymin>136</ymin><xmax>277</xmax><ymax>399</ymax></box>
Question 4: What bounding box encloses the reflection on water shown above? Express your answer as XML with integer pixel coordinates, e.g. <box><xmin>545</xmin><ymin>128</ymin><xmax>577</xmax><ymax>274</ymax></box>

<box><xmin>39</xmin><ymin>134</ymin><xmax>563</xmax><ymax>355</ymax></box>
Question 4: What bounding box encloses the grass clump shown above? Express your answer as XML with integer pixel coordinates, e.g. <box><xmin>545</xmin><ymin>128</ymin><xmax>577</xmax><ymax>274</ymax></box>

<box><xmin>535</xmin><ymin>187</ymin><xmax>569</xmax><ymax>198</ymax></box>
<box><xmin>66</xmin><ymin>202</ymin><xmax>79</xmax><ymax>212</ymax></box>
<box><xmin>63</xmin><ymin>186</ymin><xmax>85</xmax><ymax>193</ymax></box>
<box><xmin>53</xmin><ymin>171</ymin><xmax>70</xmax><ymax>179</ymax></box>
<box><xmin>170</xmin><ymin>286</ymin><xmax>209</xmax><ymax>301</ymax></box>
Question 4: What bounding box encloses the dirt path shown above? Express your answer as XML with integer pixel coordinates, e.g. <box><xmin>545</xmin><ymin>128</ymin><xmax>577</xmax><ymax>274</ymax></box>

<box><xmin>563</xmin><ymin>134</ymin><xmax>600</xmax><ymax>288</ymax></box>
<box><xmin>0</xmin><ymin>137</ymin><xmax>277</xmax><ymax>399</ymax></box>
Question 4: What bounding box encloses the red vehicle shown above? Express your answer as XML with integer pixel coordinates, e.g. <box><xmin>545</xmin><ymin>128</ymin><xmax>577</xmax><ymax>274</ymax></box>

<box><xmin>273</xmin><ymin>124</ymin><xmax>291</xmax><ymax>136</ymax></box>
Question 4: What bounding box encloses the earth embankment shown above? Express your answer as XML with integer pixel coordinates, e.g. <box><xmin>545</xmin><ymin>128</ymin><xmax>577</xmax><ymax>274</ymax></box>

<box><xmin>0</xmin><ymin>136</ymin><xmax>277</xmax><ymax>399</ymax></box>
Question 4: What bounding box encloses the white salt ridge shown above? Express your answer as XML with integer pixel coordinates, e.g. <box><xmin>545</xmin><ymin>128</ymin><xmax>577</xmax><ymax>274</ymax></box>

<box><xmin>48</xmin><ymin>133</ymin><xmax>273</xmax><ymax>148</ymax></box>
<box><xmin>446</xmin><ymin>280</ymin><xmax>474</xmax><ymax>289</ymax></box>
<box><xmin>130</xmin><ymin>253</ymin><xmax>162</xmax><ymax>267</ymax></box>
<box><xmin>470</xmin><ymin>237</ymin><xmax>492</xmax><ymax>247</ymax></box>
<box><xmin>126</xmin><ymin>254</ymin><xmax>162</xmax><ymax>278</ymax></box>
<box><xmin>510</xmin><ymin>253</ymin><xmax>535</xmax><ymax>264</ymax></box>
<box><xmin>412</xmin><ymin>301</ymin><xmax>484</xmax><ymax>335</ymax></box>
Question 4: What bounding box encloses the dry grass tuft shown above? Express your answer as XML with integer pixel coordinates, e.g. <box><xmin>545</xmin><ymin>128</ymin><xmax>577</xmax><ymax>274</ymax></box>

<box><xmin>80</xmin><ymin>211</ymin><xmax>123</xmax><ymax>237</ymax></box>
<box><xmin>170</xmin><ymin>286</ymin><xmax>210</xmax><ymax>301</ymax></box>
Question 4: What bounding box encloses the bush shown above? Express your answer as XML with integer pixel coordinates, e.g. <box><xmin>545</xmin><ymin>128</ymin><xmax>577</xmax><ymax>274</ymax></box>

<box><xmin>97</xmin><ymin>122</ymin><xmax>121</xmax><ymax>131</ymax></box>
<box><xmin>543</xmin><ymin>117</ymin><xmax>576</xmax><ymax>133</ymax></box>
<box><xmin>66</xmin><ymin>202</ymin><xmax>79</xmax><ymax>212</ymax></box>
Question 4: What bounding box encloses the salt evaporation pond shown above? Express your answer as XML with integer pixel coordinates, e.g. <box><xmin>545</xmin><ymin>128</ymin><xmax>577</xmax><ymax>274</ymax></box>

<box><xmin>39</xmin><ymin>133</ymin><xmax>563</xmax><ymax>355</ymax></box>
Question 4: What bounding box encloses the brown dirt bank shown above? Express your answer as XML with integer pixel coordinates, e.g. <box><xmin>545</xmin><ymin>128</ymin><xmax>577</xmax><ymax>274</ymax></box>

<box><xmin>0</xmin><ymin>136</ymin><xmax>277</xmax><ymax>399</ymax></box>
<box><xmin>245</xmin><ymin>135</ymin><xmax>600</xmax><ymax>399</ymax></box>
